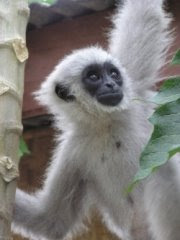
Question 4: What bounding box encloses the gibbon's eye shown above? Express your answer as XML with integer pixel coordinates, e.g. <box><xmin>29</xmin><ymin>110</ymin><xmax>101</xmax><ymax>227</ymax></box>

<box><xmin>55</xmin><ymin>84</ymin><xmax>75</xmax><ymax>102</ymax></box>
<box><xmin>110</xmin><ymin>69</ymin><xmax>119</xmax><ymax>78</ymax></box>
<box><xmin>87</xmin><ymin>71</ymin><xmax>100</xmax><ymax>82</ymax></box>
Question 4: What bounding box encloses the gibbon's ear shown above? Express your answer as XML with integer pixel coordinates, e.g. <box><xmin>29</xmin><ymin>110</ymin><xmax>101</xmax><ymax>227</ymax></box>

<box><xmin>55</xmin><ymin>83</ymin><xmax>76</xmax><ymax>102</ymax></box>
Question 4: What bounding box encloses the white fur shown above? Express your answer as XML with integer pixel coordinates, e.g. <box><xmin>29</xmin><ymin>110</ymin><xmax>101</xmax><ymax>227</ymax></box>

<box><xmin>144</xmin><ymin>154</ymin><xmax>180</xmax><ymax>240</ymax></box>
<box><xmin>12</xmin><ymin>1</ymin><xmax>178</xmax><ymax>240</ymax></box>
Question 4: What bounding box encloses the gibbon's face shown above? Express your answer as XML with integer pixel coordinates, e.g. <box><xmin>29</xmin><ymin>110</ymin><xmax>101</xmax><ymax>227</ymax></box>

<box><xmin>36</xmin><ymin>47</ymin><xmax>132</xmax><ymax>116</ymax></box>
<box><xmin>82</xmin><ymin>62</ymin><xmax>123</xmax><ymax>106</ymax></box>
<box><xmin>55</xmin><ymin>61</ymin><xmax>123</xmax><ymax>107</ymax></box>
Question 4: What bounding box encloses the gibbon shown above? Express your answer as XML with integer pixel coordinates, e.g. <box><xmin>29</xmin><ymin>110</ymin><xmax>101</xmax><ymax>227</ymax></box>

<box><xmin>13</xmin><ymin>0</ymin><xmax>179</xmax><ymax>240</ymax></box>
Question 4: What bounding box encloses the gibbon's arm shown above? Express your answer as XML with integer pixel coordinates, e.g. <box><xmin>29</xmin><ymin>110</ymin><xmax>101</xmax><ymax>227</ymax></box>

<box><xmin>144</xmin><ymin>156</ymin><xmax>180</xmax><ymax>240</ymax></box>
<box><xmin>13</xmin><ymin>144</ymin><xmax>88</xmax><ymax>240</ymax></box>
<box><xmin>109</xmin><ymin>0</ymin><xmax>172</xmax><ymax>92</ymax></box>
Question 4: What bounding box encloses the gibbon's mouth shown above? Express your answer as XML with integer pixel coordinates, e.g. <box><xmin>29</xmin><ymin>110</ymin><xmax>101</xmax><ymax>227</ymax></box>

<box><xmin>97</xmin><ymin>92</ymin><xmax>123</xmax><ymax>106</ymax></box>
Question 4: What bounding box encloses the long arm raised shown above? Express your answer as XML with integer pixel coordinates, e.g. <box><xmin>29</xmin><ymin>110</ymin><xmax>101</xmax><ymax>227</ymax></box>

<box><xmin>109</xmin><ymin>0</ymin><xmax>172</xmax><ymax>92</ymax></box>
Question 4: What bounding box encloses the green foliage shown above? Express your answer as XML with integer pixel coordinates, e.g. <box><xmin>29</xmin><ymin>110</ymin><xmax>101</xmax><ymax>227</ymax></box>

<box><xmin>19</xmin><ymin>137</ymin><xmax>30</xmax><ymax>158</ymax></box>
<box><xmin>153</xmin><ymin>77</ymin><xmax>180</xmax><ymax>104</ymax></box>
<box><xmin>172</xmin><ymin>49</ymin><xmax>180</xmax><ymax>65</ymax></box>
<box><xmin>28</xmin><ymin>0</ymin><xmax>56</xmax><ymax>5</ymax></box>
<box><xmin>132</xmin><ymin>49</ymin><xmax>180</xmax><ymax>186</ymax></box>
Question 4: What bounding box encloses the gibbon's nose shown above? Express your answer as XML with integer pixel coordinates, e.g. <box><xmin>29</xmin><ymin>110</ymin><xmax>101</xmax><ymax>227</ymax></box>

<box><xmin>105</xmin><ymin>81</ymin><xmax>116</xmax><ymax>89</ymax></box>
<box><xmin>104</xmin><ymin>80</ymin><xmax>120</xmax><ymax>93</ymax></box>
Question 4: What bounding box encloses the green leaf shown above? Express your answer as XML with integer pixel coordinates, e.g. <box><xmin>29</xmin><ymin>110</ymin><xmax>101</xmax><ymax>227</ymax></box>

<box><xmin>28</xmin><ymin>0</ymin><xmax>56</xmax><ymax>5</ymax></box>
<box><xmin>18</xmin><ymin>137</ymin><xmax>30</xmax><ymax>158</ymax></box>
<box><xmin>153</xmin><ymin>77</ymin><xmax>180</xmax><ymax>104</ymax></box>
<box><xmin>133</xmin><ymin>98</ymin><xmax>180</xmax><ymax>184</ymax></box>
<box><xmin>172</xmin><ymin>49</ymin><xmax>180</xmax><ymax>65</ymax></box>
<box><xmin>127</xmin><ymin>49</ymin><xmax>180</xmax><ymax>191</ymax></box>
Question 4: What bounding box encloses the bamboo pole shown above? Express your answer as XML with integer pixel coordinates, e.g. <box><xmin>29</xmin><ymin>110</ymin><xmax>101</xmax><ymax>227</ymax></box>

<box><xmin>0</xmin><ymin>1</ymin><xmax>29</xmax><ymax>239</ymax></box>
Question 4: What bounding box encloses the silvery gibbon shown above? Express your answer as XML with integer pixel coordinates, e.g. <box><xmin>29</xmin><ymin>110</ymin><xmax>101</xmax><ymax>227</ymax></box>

<box><xmin>12</xmin><ymin>0</ymin><xmax>180</xmax><ymax>240</ymax></box>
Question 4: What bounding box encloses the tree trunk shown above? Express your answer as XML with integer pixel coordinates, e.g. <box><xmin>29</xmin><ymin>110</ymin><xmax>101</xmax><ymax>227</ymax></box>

<box><xmin>0</xmin><ymin>1</ymin><xmax>29</xmax><ymax>239</ymax></box>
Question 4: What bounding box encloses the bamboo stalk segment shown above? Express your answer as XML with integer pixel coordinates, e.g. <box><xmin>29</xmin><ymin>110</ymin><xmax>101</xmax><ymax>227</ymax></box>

<box><xmin>0</xmin><ymin>1</ymin><xmax>29</xmax><ymax>239</ymax></box>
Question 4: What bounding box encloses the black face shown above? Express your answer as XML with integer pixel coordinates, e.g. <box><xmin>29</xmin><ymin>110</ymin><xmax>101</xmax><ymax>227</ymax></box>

<box><xmin>82</xmin><ymin>62</ymin><xmax>123</xmax><ymax>106</ymax></box>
